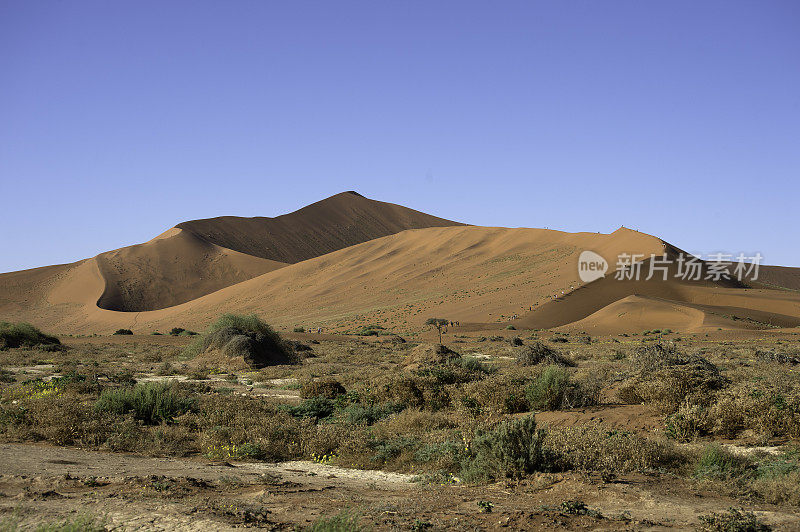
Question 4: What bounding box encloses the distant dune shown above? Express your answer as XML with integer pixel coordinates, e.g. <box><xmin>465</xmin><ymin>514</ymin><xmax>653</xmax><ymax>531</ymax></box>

<box><xmin>1</xmin><ymin>191</ymin><xmax>463</xmax><ymax>313</ymax></box>
<box><xmin>177</xmin><ymin>191</ymin><xmax>464</xmax><ymax>263</ymax></box>
<box><xmin>0</xmin><ymin>192</ymin><xmax>798</xmax><ymax>336</ymax></box>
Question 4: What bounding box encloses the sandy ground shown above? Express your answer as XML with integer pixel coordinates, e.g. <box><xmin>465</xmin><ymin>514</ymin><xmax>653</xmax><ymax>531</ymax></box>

<box><xmin>1</xmin><ymin>443</ymin><xmax>799</xmax><ymax>530</ymax></box>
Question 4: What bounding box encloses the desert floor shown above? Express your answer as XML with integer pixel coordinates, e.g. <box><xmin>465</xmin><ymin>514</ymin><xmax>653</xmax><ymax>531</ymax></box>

<box><xmin>1</xmin><ymin>328</ymin><xmax>800</xmax><ymax>530</ymax></box>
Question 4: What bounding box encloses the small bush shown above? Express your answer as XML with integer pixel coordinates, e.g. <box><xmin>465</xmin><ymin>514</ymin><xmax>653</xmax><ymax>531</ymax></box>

<box><xmin>459</xmin><ymin>372</ymin><xmax>531</xmax><ymax>415</ymax></box>
<box><xmin>698</xmin><ymin>507</ymin><xmax>771</xmax><ymax>532</ymax></box>
<box><xmin>192</xmin><ymin>313</ymin><xmax>294</xmax><ymax>367</ymax></box>
<box><xmin>545</xmin><ymin>424</ymin><xmax>685</xmax><ymax>475</ymax></box>
<box><xmin>524</xmin><ymin>366</ymin><xmax>595</xmax><ymax>411</ymax></box>
<box><xmin>0</xmin><ymin>321</ymin><xmax>60</xmax><ymax>349</ymax></box>
<box><xmin>283</xmin><ymin>396</ymin><xmax>335</xmax><ymax>420</ymax></box>
<box><xmin>355</xmin><ymin>324</ymin><xmax>384</xmax><ymax>336</ymax></box>
<box><xmin>293</xmin><ymin>326</ymin><xmax>305</xmax><ymax>333</ymax></box>
<box><xmin>515</xmin><ymin>342</ymin><xmax>575</xmax><ymax>367</ymax></box>
<box><xmin>301</xmin><ymin>379</ymin><xmax>347</xmax><ymax>399</ymax></box>
<box><xmin>525</xmin><ymin>366</ymin><xmax>570</xmax><ymax>410</ymax></box>
<box><xmin>665</xmin><ymin>400</ymin><xmax>712</xmax><ymax>441</ymax></box>
<box><xmin>95</xmin><ymin>382</ymin><xmax>195</xmax><ymax>424</ymax></box>
<box><xmin>694</xmin><ymin>445</ymin><xmax>750</xmax><ymax>481</ymax></box>
<box><xmin>113</xmin><ymin>329</ymin><xmax>133</xmax><ymax>336</ymax></box>
<box><xmin>630</xmin><ymin>342</ymin><xmax>680</xmax><ymax>373</ymax></box>
<box><xmin>342</xmin><ymin>402</ymin><xmax>404</xmax><ymax>425</ymax></box>
<box><xmin>620</xmin><ymin>350</ymin><xmax>727</xmax><ymax>414</ymax></box>
<box><xmin>505</xmin><ymin>325</ymin><xmax>516</xmax><ymax>330</ymax></box>
<box><xmin>461</xmin><ymin>415</ymin><xmax>552</xmax><ymax>482</ymax></box>
<box><xmin>170</xmin><ymin>327</ymin><xmax>186</xmax><ymax>336</ymax></box>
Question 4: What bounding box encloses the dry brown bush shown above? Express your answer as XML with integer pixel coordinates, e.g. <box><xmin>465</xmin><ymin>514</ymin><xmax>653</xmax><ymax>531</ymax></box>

<box><xmin>544</xmin><ymin>423</ymin><xmax>687</xmax><ymax>476</ymax></box>
<box><xmin>300</xmin><ymin>378</ymin><xmax>346</xmax><ymax>399</ymax></box>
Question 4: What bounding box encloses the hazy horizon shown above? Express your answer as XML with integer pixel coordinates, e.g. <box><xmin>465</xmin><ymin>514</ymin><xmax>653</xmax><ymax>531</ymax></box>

<box><xmin>2</xmin><ymin>1</ymin><xmax>798</xmax><ymax>272</ymax></box>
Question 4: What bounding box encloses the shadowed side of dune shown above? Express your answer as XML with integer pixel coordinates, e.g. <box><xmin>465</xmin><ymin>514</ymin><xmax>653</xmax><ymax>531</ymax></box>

<box><xmin>176</xmin><ymin>191</ymin><xmax>465</xmax><ymax>263</ymax></box>
<box><xmin>94</xmin><ymin>228</ymin><xmax>286</xmax><ymax>312</ymax></box>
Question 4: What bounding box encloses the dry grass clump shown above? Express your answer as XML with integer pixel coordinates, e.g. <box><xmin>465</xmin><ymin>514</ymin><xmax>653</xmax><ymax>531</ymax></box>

<box><xmin>755</xmin><ymin>349</ymin><xmax>800</xmax><ymax>365</ymax></box>
<box><xmin>404</xmin><ymin>343</ymin><xmax>460</xmax><ymax>368</ymax></box>
<box><xmin>698</xmin><ymin>507</ymin><xmax>772</xmax><ymax>532</ymax></box>
<box><xmin>0</xmin><ymin>321</ymin><xmax>61</xmax><ymax>350</ymax></box>
<box><xmin>618</xmin><ymin>343</ymin><xmax>726</xmax><ymax>414</ymax></box>
<box><xmin>709</xmin><ymin>377</ymin><xmax>800</xmax><ymax>440</ymax></box>
<box><xmin>544</xmin><ymin>423</ymin><xmax>687</xmax><ymax>476</ymax></box>
<box><xmin>629</xmin><ymin>342</ymin><xmax>682</xmax><ymax>373</ymax></box>
<box><xmin>376</xmin><ymin>374</ymin><xmax>451</xmax><ymax>411</ymax></box>
<box><xmin>515</xmin><ymin>342</ymin><xmax>575</xmax><ymax>367</ymax></box>
<box><xmin>95</xmin><ymin>382</ymin><xmax>196</xmax><ymax>425</ymax></box>
<box><xmin>300</xmin><ymin>378</ymin><xmax>346</xmax><ymax>399</ymax></box>
<box><xmin>458</xmin><ymin>369</ymin><xmax>533</xmax><ymax>415</ymax></box>
<box><xmin>191</xmin><ymin>314</ymin><xmax>297</xmax><ymax>368</ymax></box>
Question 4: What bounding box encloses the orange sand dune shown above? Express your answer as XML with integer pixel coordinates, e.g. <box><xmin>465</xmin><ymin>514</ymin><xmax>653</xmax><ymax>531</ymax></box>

<box><xmin>94</xmin><ymin>228</ymin><xmax>285</xmax><ymax>311</ymax></box>
<box><xmin>1</xmin><ymin>192</ymin><xmax>463</xmax><ymax>314</ymax></box>
<box><xmin>176</xmin><ymin>191</ymin><xmax>463</xmax><ymax>263</ymax></box>
<box><xmin>0</xmin><ymin>225</ymin><xmax>667</xmax><ymax>334</ymax></box>
<box><xmin>1</xmin><ymin>193</ymin><xmax>797</xmax><ymax>336</ymax></box>
<box><xmin>514</xmin><ymin>254</ymin><xmax>800</xmax><ymax>334</ymax></box>
<box><xmin>562</xmin><ymin>294</ymin><xmax>783</xmax><ymax>335</ymax></box>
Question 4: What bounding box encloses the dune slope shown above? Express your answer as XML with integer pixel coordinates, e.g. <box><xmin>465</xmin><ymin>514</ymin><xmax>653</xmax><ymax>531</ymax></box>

<box><xmin>0</xmin><ymin>225</ymin><xmax>670</xmax><ymax>333</ymax></box>
<box><xmin>1</xmin><ymin>192</ymin><xmax>464</xmax><ymax>313</ymax></box>
<box><xmin>176</xmin><ymin>191</ymin><xmax>464</xmax><ymax>263</ymax></box>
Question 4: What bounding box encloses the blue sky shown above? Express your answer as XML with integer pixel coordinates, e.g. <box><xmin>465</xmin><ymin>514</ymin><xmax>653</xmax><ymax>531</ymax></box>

<box><xmin>1</xmin><ymin>0</ymin><xmax>798</xmax><ymax>272</ymax></box>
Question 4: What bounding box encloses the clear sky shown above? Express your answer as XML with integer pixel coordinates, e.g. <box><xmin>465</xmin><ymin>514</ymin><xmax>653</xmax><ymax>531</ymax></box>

<box><xmin>1</xmin><ymin>1</ymin><xmax>798</xmax><ymax>272</ymax></box>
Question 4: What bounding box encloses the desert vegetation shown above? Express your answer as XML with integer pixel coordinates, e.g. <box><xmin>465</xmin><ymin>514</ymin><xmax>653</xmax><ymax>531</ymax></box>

<box><xmin>0</xmin><ymin>319</ymin><xmax>798</xmax><ymax>528</ymax></box>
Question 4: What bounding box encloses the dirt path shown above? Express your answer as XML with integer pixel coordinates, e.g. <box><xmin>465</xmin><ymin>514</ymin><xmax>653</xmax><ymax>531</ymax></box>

<box><xmin>1</xmin><ymin>443</ymin><xmax>799</xmax><ymax>530</ymax></box>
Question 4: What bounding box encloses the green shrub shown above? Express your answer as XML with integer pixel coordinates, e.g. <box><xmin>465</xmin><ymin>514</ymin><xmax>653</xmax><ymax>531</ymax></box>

<box><xmin>169</xmin><ymin>327</ymin><xmax>186</xmax><ymax>336</ymax></box>
<box><xmin>453</xmin><ymin>356</ymin><xmax>495</xmax><ymax>374</ymax></box>
<box><xmin>0</xmin><ymin>321</ymin><xmax>60</xmax><ymax>349</ymax></box>
<box><xmin>293</xmin><ymin>326</ymin><xmax>306</xmax><ymax>333</ymax></box>
<box><xmin>113</xmin><ymin>329</ymin><xmax>133</xmax><ymax>335</ymax></box>
<box><xmin>694</xmin><ymin>445</ymin><xmax>750</xmax><ymax>480</ymax></box>
<box><xmin>505</xmin><ymin>325</ymin><xmax>516</xmax><ymax>330</ymax></box>
<box><xmin>95</xmin><ymin>382</ymin><xmax>195</xmax><ymax>424</ymax></box>
<box><xmin>342</xmin><ymin>402</ymin><xmax>404</xmax><ymax>425</ymax></box>
<box><xmin>282</xmin><ymin>396</ymin><xmax>335</xmax><ymax>420</ymax></box>
<box><xmin>415</xmin><ymin>359</ymin><xmax>492</xmax><ymax>385</ymax></box>
<box><xmin>461</xmin><ymin>415</ymin><xmax>552</xmax><ymax>482</ymax></box>
<box><xmin>355</xmin><ymin>324</ymin><xmax>384</xmax><ymax>336</ymax></box>
<box><xmin>523</xmin><ymin>365</ymin><xmax>596</xmax><ymax>411</ymax></box>
<box><xmin>525</xmin><ymin>366</ymin><xmax>569</xmax><ymax>410</ymax></box>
